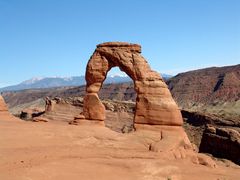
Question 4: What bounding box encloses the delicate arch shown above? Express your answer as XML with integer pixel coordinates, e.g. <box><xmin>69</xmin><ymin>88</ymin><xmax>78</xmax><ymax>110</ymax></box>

<box><xmin>83</xmin><ymin>42</ymin><xmax>183</xmax><ymax>126</ymax></box>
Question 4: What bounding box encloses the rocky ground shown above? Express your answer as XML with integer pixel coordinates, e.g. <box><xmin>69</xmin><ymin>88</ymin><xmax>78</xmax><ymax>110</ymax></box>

<box><xmin>1</xmin><ymin>118</ymin><xmax>240</xmax><ymax>180</ymax></box>
<box><xmin>1</xmin><ymin>94</ymin><xmax>240</xmax><ymax>179</ymax></box>
<box><xmin>1</xmin><ymin>64</ymin><xmax>240</xmax><ymax>179</ymax></box>
<box><xmin>9</xmin><ymin>96</ymin><xmax>240</xmax><ymax>166</ymax></box>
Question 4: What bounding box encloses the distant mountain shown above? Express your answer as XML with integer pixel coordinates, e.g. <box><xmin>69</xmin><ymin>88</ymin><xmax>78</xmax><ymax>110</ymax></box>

<box><xmin>167</xmin><ymin>64</ymin><xmax>240</xmax><ymax>108</ymax></box>
<box><xmin>0</xmin><ymin>76</ymin><xmax>85</xmax><ymax>92</ymax></box>
<box><xmin>0</xmin><ymin>74</ymin><xmax>173</xmax><ymax>92</ymax></box>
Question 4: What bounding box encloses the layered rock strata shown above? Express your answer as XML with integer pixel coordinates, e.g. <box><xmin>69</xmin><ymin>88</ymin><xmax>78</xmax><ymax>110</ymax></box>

<box><xmin>43</xmin><ymin>97</ymin><xmax>83</xmax><ymax>122</ymax></box>
<box><xmin>83</xmin><ymin>42</ymin><xmax>183</xmax><ymax>126</ymax></box>
<box><xmin>200</xmin><ymin>125</ymin><xmax>240</xmax><ymax>165</ymax></box>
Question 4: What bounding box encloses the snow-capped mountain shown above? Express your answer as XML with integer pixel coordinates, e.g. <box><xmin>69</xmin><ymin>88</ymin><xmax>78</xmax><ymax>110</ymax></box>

<box><xmin>0</xmin><ymin>76</ymin><xmax>86</xmax><ymax>92</ymax></box>
<box><xmin>21</xmin><ymin>77</ymin><xmax>45</xmax><ymax>85</ymax></box>
<box><xmin>0</xmin><ymin>74</ymin><xmax>172</xmax><ymax>92</ymax></box>
<box><xmin>109</xmin><ymin>73</ymin><xmax>128</xmax><ymax>78</ymax></box>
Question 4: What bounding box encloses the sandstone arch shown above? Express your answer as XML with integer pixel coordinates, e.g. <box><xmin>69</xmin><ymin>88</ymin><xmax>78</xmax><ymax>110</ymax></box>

<box><xmin>83</xmin><ymin>42</ymin><xmax>183</xmax><ymax>126</ymax></box>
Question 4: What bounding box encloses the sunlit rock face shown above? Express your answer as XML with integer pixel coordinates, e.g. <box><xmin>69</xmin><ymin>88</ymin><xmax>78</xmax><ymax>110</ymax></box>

<box><xmin>83</xmin><ymin>42</ymin><xmax>183</xmax><ymax>126</ymax></box>
<box><xmin>0</xmin><ymin>95</ymin><xmax>18</xmax><ymax>121</ymax></box>
<box><xmin>0</xmin><ymin>95</ymin><xmax>8</xmax><ymax>112</ymax></box>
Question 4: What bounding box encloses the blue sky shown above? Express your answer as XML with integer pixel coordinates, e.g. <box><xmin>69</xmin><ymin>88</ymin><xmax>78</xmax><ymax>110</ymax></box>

<box><xmin>0</xmin><ymin>0</ymin><xmax>239</xmax><ymax>87</ymax></box>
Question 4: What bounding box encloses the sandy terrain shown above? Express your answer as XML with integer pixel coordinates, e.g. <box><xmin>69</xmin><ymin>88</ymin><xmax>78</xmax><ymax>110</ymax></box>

<box><xmin>0</xmin><ymin>118</ymin><xmax>240</xmax><ymax>180</ymax></box>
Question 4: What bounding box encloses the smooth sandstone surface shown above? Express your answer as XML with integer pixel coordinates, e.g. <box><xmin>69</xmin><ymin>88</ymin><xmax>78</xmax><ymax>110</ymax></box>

<box><xmin>1</xmin><ymin>94</ymin><xmax>239</xmax><ymax>179</ymax></box>
<box><xmin>83</xmin><ymin>42</ymin><xmax>183</xmax><ymax>125</ymax></box>
<box><xmin>83</xmin><ymin>93</ymin><xmax>106</xmax><ymax>120</ymax></box>
<box><xmin>0</xmin><ymin>119</ymin><xmax>240</xmax><ymax>180</ymax></box>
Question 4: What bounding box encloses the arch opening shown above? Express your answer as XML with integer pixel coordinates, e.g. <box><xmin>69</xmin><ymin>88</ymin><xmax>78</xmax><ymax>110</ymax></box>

<box><xmin>100</xmin><ymin>66</ymin><xmax>136</xmax><ymax>133</ymax></box>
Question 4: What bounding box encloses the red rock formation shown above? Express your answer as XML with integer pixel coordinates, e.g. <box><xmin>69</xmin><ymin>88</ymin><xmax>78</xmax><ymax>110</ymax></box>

<box><xmin>199</xmin><ymin>125</ymin><xmax>240</xmax><ymax>165</ymax></box>
<box><xmin>0</xmin><ymin>95</ymin><xmax>8</xmax><ymax>112</ymax></box>
<box><xmin>0</xmin><ymin>95</ymin><xmax>18</xmax><ymax>121</ymax></box>
<box><xmin>83</xmin><ymin>42</ymin><xmax>183</xmax><ymax>126</ymax></box>
<box><xmin>167</xmin><ymin>64</ymin><xmax>240</xmax><ymax>107</ymax></box>
<box><xmin>43</xmin><ymin>97</ymin><xmax>83</xmax><ymax>122</ymax></box>
<box><xmin>83</xmin><ymin>93</ymin><xmax>105</xmax><ymax>121</ymax></box>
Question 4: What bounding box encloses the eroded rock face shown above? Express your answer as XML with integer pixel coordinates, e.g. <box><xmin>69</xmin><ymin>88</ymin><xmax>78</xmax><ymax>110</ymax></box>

<box><xmin>199</xmin><ymin>125</ymin><xmax>240</xmax><ymax>165</ymax></box>
<box><xmin>83</xmin><ymin>42</ymin><xmax>183</xmax><ymax>126</ymax></box>
<box><xmin>0</xmin><ymin>95</ymin><xmax>18</xmax><ymax>120</ymax></box>
<box><xmin>43</xmin><ymin>97</ymin><xmax>83</xmax><ymax>122</ymax></box>
<box><xmin>0</xmin><ymin>95</ymin><xmax>8</xmax><ymax>112</ymax></box>
<box><xmin>83</xmin><ymin>93</ymin><xmax>105</xmax><ymax>120</ymax></box>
